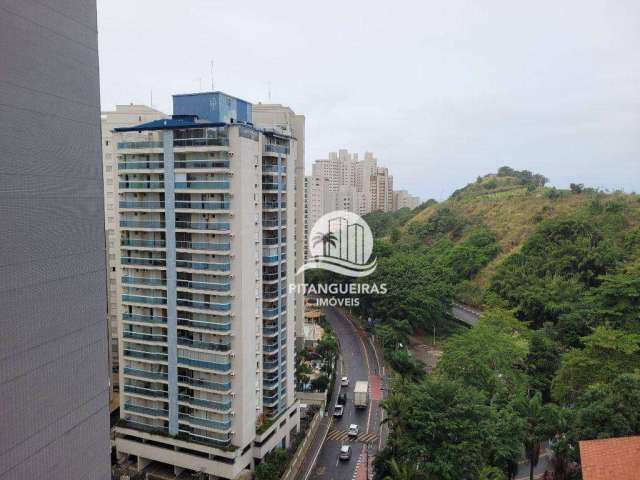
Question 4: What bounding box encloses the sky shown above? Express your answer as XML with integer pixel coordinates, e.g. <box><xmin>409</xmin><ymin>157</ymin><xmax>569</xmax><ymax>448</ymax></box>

<box><xmin>97</xmin><ymin>0</ymin><xmax>640</xmax><ymax>200</ymax></box>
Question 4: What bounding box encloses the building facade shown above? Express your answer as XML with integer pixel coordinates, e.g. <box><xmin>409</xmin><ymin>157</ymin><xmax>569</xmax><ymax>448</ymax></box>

<box><xmin>393</xmin><ymin>190</ymin><xmax>421</xmax><ymax>211</ymax></box>
<box><xmin>112</xmin><ymin>92</ymin><xmax>300</xmax><ymax>479</ymax></box>
<box><xmin>0</xmin><ymin>1</ymin><xmax>110</xmax><ymax>479</ymax></box>
<box><xmin>102</xmin><ymin>105</ymin><xmax>168</xmax><ymax>399</ymax></box>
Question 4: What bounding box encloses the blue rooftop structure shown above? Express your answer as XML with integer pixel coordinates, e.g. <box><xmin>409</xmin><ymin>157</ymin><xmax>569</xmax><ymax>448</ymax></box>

<box><xmin>173</xmin><ymin>91</ymin><xmax>252</xmax><ymax>124</ymax></box>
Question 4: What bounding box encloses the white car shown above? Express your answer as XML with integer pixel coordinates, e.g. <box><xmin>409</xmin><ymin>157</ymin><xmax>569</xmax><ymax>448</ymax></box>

<box><xmin>348</xmin><ymin>424</ymin><xmax>359</xmax><ymax>437</ymax></box>
<box><xmin>339</xmin><ymin>445</ymin><xmax>351</xmax><ymax>460</ymax></box>
<box><xmin>333</xmin><ymin>404</ymin><xmax>344</xmax><ymax>417</ymax></box>
<box><xmin>341</xmin><ymin>376</ymin><xmax>349</xmax><ymax>387</ymax></box>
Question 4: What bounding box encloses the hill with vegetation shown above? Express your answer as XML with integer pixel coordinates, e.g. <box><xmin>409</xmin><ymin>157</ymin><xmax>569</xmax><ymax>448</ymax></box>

<box><xmin>338</xmin><ymin>168</ymin><xmax>640</xmax><ymax>479</ymax></box>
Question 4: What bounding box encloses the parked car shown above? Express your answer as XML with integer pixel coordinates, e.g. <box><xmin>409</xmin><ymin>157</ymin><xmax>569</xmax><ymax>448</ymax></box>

<box><xmin>348</xmin><ymin>424</ymin><xmax>359</xmax><ymax>437</ymax></box>
<box><xmin>333</xmin><ymin>404</ymin><xmax>344</xmax><ymax>417</ymax></box>
<box><xmin>337</xmin><ymin>392</ymin><xmax>347</xmax><ymax>405</ymax></box>
<box><xmin>341</xmin><ymin>376</ymin><xmax>349</xmax><ymax>387</ymax></box>
<box><xmin>339</xmin><ymin>445</ymin><xmax>351</xmax><ymax>460</ymax></box>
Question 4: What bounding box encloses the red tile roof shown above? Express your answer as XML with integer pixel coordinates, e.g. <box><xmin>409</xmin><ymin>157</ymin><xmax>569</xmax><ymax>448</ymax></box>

<box><xmin>579</xmin><ymin>436</ymin><xmax>640</xmax><ymax>480</ymax></box>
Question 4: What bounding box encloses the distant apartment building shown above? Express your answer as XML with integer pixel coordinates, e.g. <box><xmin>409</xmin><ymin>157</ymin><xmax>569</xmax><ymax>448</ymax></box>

<box><xmin>305</xmin><ymin>150</ymin><xmax>398</xmax><ymax>254</ymax></box>
<box><xmin>102</xmin><ymin>105</ymin><xmax>168</xmax><ymax>396</ymax></box>
<box><xmin>393</xmin><ymin>190</ymin><xmax>421</xmax><ymax>210</ymax></box>
<box><xmin>0</xmin><ymin>1</ymin><xmax>110</xmax><ymax>479</ymax></box>
<box><xmin>111</xmin><ymin>92</ymin><xmax>301</xmax><ymax>479</ymax></box>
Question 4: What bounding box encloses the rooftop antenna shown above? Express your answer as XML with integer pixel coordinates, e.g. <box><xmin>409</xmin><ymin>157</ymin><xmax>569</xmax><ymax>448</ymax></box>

<box><xmin>211</xmin><ymin>60</ymin><xmax>216</xmax><ymax>92</ymax></box>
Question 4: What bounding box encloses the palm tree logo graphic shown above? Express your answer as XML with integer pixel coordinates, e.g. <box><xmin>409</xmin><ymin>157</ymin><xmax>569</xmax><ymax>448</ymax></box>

<box><xmin>298</xmin><ymin>210</ymin><xmax>377</xmax><ymax>278</ymax></box>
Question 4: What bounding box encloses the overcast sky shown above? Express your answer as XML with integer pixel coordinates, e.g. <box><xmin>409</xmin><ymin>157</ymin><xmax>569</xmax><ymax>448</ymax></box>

<box><xmin>97</xmin><ymin>0</ymin><xmax>639</xmax><ymax>200</ymax></box>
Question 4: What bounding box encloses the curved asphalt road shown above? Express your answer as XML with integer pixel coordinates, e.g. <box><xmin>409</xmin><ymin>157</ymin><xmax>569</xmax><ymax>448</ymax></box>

<box><xmin>297</xmin><ymin>307</ymin><xmax>385</xmax><ymax>480</ymax></box>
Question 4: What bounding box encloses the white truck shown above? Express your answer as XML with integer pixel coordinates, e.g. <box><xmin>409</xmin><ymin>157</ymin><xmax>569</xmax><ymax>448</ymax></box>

<box><xmin>354</xmin><ymin>381</ymin><xmax>369</xmax><ymax>409</ymax></box>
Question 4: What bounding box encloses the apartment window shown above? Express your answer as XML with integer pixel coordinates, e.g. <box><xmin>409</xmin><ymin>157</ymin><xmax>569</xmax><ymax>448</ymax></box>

<box><xmin>105</xmin><ymin>140</ymin><xmax>109</xmax><ymax>146</ymax></box>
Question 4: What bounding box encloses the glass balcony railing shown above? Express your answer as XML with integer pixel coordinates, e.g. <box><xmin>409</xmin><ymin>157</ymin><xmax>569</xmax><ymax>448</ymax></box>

<box><xmin>123</xmin><ymin>349</ymin><xmax>168</xmax><ymax>362</ymax></box>
<box><xmin>119</xmin><ymin>181</ymin><xmax>164</xmax><ymax>189</ymax></box>
<box><xmin>262</xmin><ymin>255</ymin><xmax>280</xmax><ymax>263</ymax></box>
<box><xmin>175</xmin><ymin>241</ymin><xmax>230</xmax><ymax>251</ymax></box>
<box><xmin>262</xmin><ymin>165</ymin><xmax>286</xmax><ymax>173</ymax></box>
<box><xmin>177</xmin><ymin>317</ymin><xmax>232</xmax><ymax>332</ymax></box>
<box><xmin>263</xmin><ymin>144</ymin><xmax>290</xmax><ymax>155</ymax></box>
<box><xmin>263</xmin><ymin>343</ymin><xmax>280</xmax><ymax>352</ymax></box>
<box><xmin>124</xmin><ymin>403</ymin><xmax>168</xmax><ymax>417</ymax></box>
<box><xmin>175</xmin><ymin>221</ymin><xmax>230</xmax><ymax>231</ymax></box>
<box><xmin>124</xmin><ymin>385</ymin><xmax>168</xmax><ymax>398</ymax></box>
<box><xmin>177</xmin><ymin>375</ymin><xmax>231</xmax><ymax>392</ymax></box>
<box><xmin>120</xmin><ymin>220</ymin><xmax>165</xmax><ymax>229</ymax></box>
<box><xmin>118</xmin><ymin>141</ymin><xmax>163</xmax><ymax>149</ymax></box>
<box><xmin>175</xmin><ymin>181</ymin><xmax>230</xmax><ymax>190</ymax></box>
<box><xmin>123</xmin><ymin>366</ymin><xmax>168</xmax><ymax>380</ymax></box>
<box><xmin>121</xmin><ymin>257</ymin><xmax>166</xmax><ymax>267</ymax></box>
<box><xmin>178</xmin><ymin>395</ymin><xmax>232</xmax><ymax>412</ymax></box>
<box><xmin>119</xmin><ymin>201</ymin><xmax>165</xmax><ymax>209</ymax></box>
<box><xmin>121</xmin><ymin>239</ymin><xmax>166</xmax><ymax>248</ymax></box>
<box><xmin>177</xmin><ymin>299</ymin><xmax>231</xmax><ymax>312</ymax></box>
<box><xmin>176</xmin><ymin>260</ymin><xmax>230</xmax><ymax>272</ymax></box>
<box><xmin>123</xmin><ymin>331</ymin><xmax>167</xmax><ymax>342</ymax></box>
<box><xmin>178</xmin><ymin>356</ymin><xmax>231</xmax><ymax>372</ymax></box>
<box><xmin>263</xmin><ymin>307</ymin><xmax>280</xmax><ymax>318</ymax></box>
<box><xmin>122</xmin><ymin>276</ymin><xmax>165</xmax><ymax>286</ymax></box>
<box><xmin>118</xmin><ymin>161</ymin><xmax>164</xmax><ymax>170</ymax></box>
<box><xmin>262</xmin><ymin>272</ymin><xmax>280</xmax><ymax>281</ymax></box>
<box><xmin>178</xmin><ymin>413</ymin><xmax>231</xmax><ymax>431</ymax></box>
<box><xmin>175</xmin><ymin>201</ymin><xmax>230</xmax><ymax>210</ymax></box>
<box><xmin>123</xmin><ymin>313</ymin><xmax>167</xmax><ymax>324</ymax></box>
<box><xmin>175</xmin><ymin>160</ymin><xmax>230</xmax><ymax>169</ymax></box>
<box><xmin>263</xmin><ymin>360</ymin><xmax>279</xmax><ymax>370</ymax></box>
<box><xmin>122</xmin><ymin>294</ymin><xmax>167</xmax><ymax>305</ymax></box>
<box><xmin>262</xmin><ymin>183</ymin><xmax>286</xmax><ymax>191</ymax></box>
<box><xmin>178</xmin><ymin>429</ymin><xmax>230</xmax><ymax>448</ymax></box>
<box><xmin>262</xmin><ymin>202</ymin><xmax>286</xmax><ymax>209</ymax></box>
<box><xmin>176</xmin><ymin>279</ymin><xmax>230</xmax><ymax>292</ymax></box>
<box><xmin>262</xmin><ymin>238</ymin><xmax>282</xmax><ymax>246</ymax></box>
<box><xmin>177</xmin><ymin>337</ymin><xmax>231</xmax><ymax>352</ymax></box>
<box><xmin>174</xmin><ymin>138</ymin><xmax>229</xmax><ymax>148</ymax></box>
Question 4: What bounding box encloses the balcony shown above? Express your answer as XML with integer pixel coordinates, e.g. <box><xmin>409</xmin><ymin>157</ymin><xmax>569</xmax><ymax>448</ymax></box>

<box><xmin>176</xmin><ymin>260</ymin><xmax>230</xmax><ymax>272</ymax></box>
<box><xmin>175</xmin><ymin>201</ymin><xmax>230</xmax><ymax>211</ymax></box>
<box><xmin>263</xmin><ymin>360</ymin><xmax>279</xmax><ymax>371</ymax></box>
<box><xmin>121</xmin><ymin>239</ymin><xmax>166</xmax><ymax>248</ymax></box>
<box><xmin>262</xmin><ymin>219</ymin><xmax>286</xmax><ymax>228</ymax></box>
<box><xmin>123</xmin><ymin>331</ymin><xmax>167</xmax><ymax>342</ymax></box>
<box><xmin>117</xmin><ymin>141</ymin><xmax>163</xmax><ymax>149</ymax></box>
<box><xmin>178</xmin><ymin>395</ymin><xmax>232</xmax><ymax>412</ymax></box>
<box><xmin>175</xmin><ymin>241</ymin><xmax>230</xmax><ymax>251</ymax></box>
<box><xmin>178</xmin><ymin>375</ymin><xmax>231</xmax><ymax>392</ymax></box>
<box><xmin>124</xmin><ymin>403</ymin><xmax>168</xmax><ymax>418</ymax></box>
<box><xmin>124</xmin><ymin>384</ymin><xmax>168</xmax><ymax>398</ymax></box>
<box><xmin>175</xmin><ymin>181</ymin><xmax>230</xmax><ymax>190</ymax></box>
<box><xmin>122</xmin><ymin>276</ymin><xmax>166</xmax><ymax>287</ymax></box>
<box><xmin>120</xmin><ymin>220</ymin><xmax>165</xmax><ymax>229</ymax></box>
<box><xmin>177</xmin><ymin>299</ymin><xmax>231</xmax><ymax>312</ymax></box>
<box><xmin>174</xmin><ymin>138</ymin><xmax>228</xmax><ymax>148</ymax></box>
<box><xmin>119</xmin><ymin>181</ymin><xmax>164</xmax><ymax>189</ymax></box>
<box><xmin>178</xmin><ymin>356</ymin><xmax>231</xmax><ymax>372</ymax></box>
<box><xmin>262</xmin><ymin>182</ymin><xmax>286</xmax><ymax>191</ymax></box>
<box><xmin>178</xmin><ymin>337</ymin><xmax>231</xmax><ymax>352</ymax></box>
<box><xmin>177</xmin><ymin>317</ymin><xmax>232</xmax><ymax>332</ymax></box>
<box><xmin>263</xmin><ymin>144</ymin><xmax>289</xmax><ymax>155</ymax></box>
<box><xmin>178</xmin><ymin>429</ymin><xmax>230</xmax><ymax>448</ymax></box>
<box><xmin>118</xmin><ymin>161</ymin><xmax>164</xmax><ymax>170</ymax></box>
<box><xmin>178</xmin><ymin>413</ymin><xmax>231</xmax><ymax>431</ymax></box>
<box><xmin>123</xmin><ymin>349</ymin><xmax>167</xmax><ymax>362</ymax></box>
<box><xmin>262</xmin><ymin>165</ymin><xmax>286</xmax><ymax>174</ymax></box>
<box><xmin>121</xmin><ymin>257</ymin><xmax>165</xmax><ymax>267</ymax></box>
<box><xmin>176</xmin><ymin>279</ymin><xmax>230</xmax><ymax>292</ymax></box>
<box><xmin>119</xmin><ymin>201</ymin><xmax>165</xmax><ymax>209</ymax></box>
<box><xmin>175</xmin><ymin>159</ymin><xmax>230</xmax><ymax>169</ymax></box>
<box><xmin>123</xmin><ymin>366</ymin><xmax>168</xmax><ymax>381</ymax></box>
<box><xmin>175</xmin><ymin>221</ymin><xmax>230</xmax><ymax>232</ymax></box>
<box><xmin>262</xmin><ymin>201</ymin><xmax>286</xmax><ymax>209</ymax></box>
<box><xmin>123</xmin><ymin>313</ymin><xmax>167</xmax><ymax>325</ymax></box>
<box><xmin>262</xmin><ymin>272</ymin><xmax>280</xmax><ymax>282</ymax></box>
<box><xmin>122</xmin><ymin>294</ymin><xmax>167</xmax><ymax>305</ymax></box>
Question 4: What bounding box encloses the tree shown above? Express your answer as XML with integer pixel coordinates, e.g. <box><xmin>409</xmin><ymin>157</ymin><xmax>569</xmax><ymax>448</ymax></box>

<box><xmin>552</xmin><ymin>326</ymin><xmax>640</xmax><ymax>404</ymax></box>
<box><xmin>513</xmin><ymin>393</ymin><xmax>559</xmax><ymax>480</ymax></box>
<box><xmin>312</xmin><ymin>231</ymin><xmax>338</xmax><ymax>257</ymax></box>
<box><xmin>383</xmin><ymin>459</ymin><xmax>422</xmax><ymax>480</ymax></box>
<box><xmin>526</xmin><ymin>331</ymin><xmax>560</xmax><ymax>402</ymax></box>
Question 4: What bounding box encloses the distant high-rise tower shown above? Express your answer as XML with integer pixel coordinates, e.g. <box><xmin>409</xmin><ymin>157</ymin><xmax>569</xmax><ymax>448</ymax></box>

<box><xmin>112</xmin><ymin>92</ymin><xmax>301</xmax><ymax>478</ymax></box>
<box><xmin>0</xmin><ymin>1</ymin><xmax>110</xmax><ymax>479</ymax></box>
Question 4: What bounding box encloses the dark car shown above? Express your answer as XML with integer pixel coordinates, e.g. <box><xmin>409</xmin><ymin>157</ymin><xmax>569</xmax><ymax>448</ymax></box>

<box><xmin>337</xmin><ymin>392</ymin><xmax>347</xmax><ymax>405</ymax></box>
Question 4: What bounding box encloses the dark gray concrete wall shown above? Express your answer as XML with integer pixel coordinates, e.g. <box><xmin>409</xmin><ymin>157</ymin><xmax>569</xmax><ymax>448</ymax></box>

<box><xmin>0</xmin><ymin>0</ymin><xmax>110</xmax><ymax>478</ymax></box>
